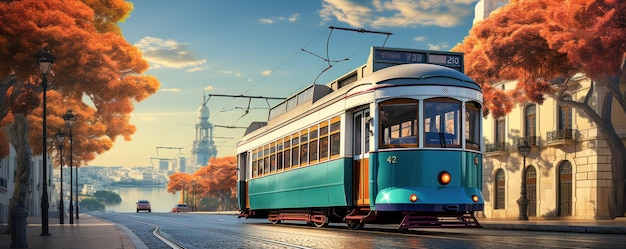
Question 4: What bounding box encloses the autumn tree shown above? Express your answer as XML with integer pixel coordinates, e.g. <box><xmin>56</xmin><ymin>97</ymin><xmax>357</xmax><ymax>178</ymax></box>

<box><xmin>0</xmin><ymin>0</ymin><xmax>159</xmax><ymax>233</ymax></box>
<box><xmin>194</xmin><ymin>156</ymin><xmax>237</xmax><ymax>211</ymax></box>
<box><xmin>167</xmin><ymin>172</ymin><xmax>196</xmax><ymax>204</ymax></box>
<box><xmin>453</xmin><ymin>0</ymin><xmax>626</xmax><ymax>217</ymax></box>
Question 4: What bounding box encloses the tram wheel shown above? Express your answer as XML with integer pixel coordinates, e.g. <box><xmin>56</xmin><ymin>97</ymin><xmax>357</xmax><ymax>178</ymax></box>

<box><xmin>270</xmin><ymin>219</ymin><xmax>281</xmax><ymax>224</ymax></box>
<box><xmin>346</xmin><ymin>221</ymin><xmax>364</xmax><ymax>230</ymax></box>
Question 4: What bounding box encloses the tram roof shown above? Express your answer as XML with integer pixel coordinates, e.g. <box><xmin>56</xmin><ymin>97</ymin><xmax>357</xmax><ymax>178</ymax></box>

<box><xmin>243</xmin><ymin>47</ymin><xmax>479</xmax><ymax>137</ymax></box>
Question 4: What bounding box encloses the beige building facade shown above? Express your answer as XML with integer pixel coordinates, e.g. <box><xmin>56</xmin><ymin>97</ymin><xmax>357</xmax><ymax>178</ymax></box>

<box><xmin>481</xmin><ymin>74</ymin><xmax>626</xmax><ymax>219</ymax></box>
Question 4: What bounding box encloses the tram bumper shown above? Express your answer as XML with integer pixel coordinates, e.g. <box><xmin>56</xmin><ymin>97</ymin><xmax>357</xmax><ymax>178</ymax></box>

<box><xmin>373</xmin><ymin>187</ymin><xmax>484</xmax><ymax>212</ymax></box>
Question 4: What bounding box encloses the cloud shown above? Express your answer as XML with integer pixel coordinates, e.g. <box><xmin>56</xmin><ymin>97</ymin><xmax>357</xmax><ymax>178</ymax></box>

<box><xmin>204</xmin><ymin>85</ymin><xmax>214</xmax><ymax>91</ymax></box>
<box><xmin>261</xmin><ymin>70</ymin><xmax>273</xmax><ymax>76</ymax></box>
<box><xmin>161</xmin><ymin>88</ymin><xmax>181</xmax><ymax>92</ymax></box>
<box><xmin>186</xmin><ymin>67</ymin><xmax>207</xmax><ymax>73</ymax></box>
<box><xmin>427</xmin><ymin>42</ymin><xmax>450</xmax><ymax>50</ymax></box>
<box><xmin>135</xmin><ymin>37</ymin><xmax>206</xmax><ymax>69</ymax></box>
<box><xmin>139</xmin><ymin>117</ymin><xmax>157</xmax><ymax>122</ymax></box>
<box><xmin>219</xmin><ymin>70</ymin><xmax>243</xmax><ymax>77</ymax></box>
<box><xmin>320</xmin><ymin>0</ymin><xmax>474</xmax><ymax>28</ymax></box>
<box><xmin>259</xmin><ymin>13</ymin><xmax>300</xmax><ymax>24</ymax></box>
<box><xmin>414</xmin><ymin>36</ymin><xmax>427</xmax><ymax>42</ymax></box>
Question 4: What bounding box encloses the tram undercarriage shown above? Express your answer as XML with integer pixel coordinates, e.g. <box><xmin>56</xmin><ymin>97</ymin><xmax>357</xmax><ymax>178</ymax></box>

<box><xmin>238</xmin><ymin>207</ymin><xmax>482</xmax><ymax>230</ymax></box>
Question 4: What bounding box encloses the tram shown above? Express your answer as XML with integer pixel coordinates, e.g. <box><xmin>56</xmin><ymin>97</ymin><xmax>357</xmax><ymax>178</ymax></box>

<box><xmin>236</xmin><ymin>47</ymin><xmax>483</xmax><ymax>230</ymax></box>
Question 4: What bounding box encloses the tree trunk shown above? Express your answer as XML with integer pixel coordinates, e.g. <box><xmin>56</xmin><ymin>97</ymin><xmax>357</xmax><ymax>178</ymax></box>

<box><xmin>595</xmin><ymin>77</ymin><xmax>626</xmax><ymax>218</ymax></box>
<box><xmin>3</xmin><ymin>114</ymin><xmax>32</xmax><ymax>234</ymax></box>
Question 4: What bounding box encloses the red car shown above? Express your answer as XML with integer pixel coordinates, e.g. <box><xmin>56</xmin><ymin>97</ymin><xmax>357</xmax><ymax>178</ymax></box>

<box><xmin>136</xmin><ymin>200</ymin><xmax>151</xmax><ymax>213</ymax></box>
<box><xmin>172</xmin><ymin>203</ymin><xmax>191</xmax><ymax>212</ymax></box>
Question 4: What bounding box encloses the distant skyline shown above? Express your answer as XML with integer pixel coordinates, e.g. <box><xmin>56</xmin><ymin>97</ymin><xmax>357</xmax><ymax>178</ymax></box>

<box><xmin>89</xmin><ymin>0</ymin><xmax>480</xmax><ymax>167</ymax></box>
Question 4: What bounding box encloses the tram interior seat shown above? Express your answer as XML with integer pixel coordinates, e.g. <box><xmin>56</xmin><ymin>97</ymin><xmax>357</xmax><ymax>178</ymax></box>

<box><xmin>389</xmin><ymin>136</ymin><xmax>417</xmax><ymax>145</ymax></box>
<box><xmin>425</xmin><ymin>132</ymin><xmax>455</xmax><ymax>145</ymax></box>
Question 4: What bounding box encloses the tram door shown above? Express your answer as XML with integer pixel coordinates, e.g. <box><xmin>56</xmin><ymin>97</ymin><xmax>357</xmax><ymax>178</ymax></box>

<box><xmin>353</xmin><ymin>109</ymin><xmax>371</xmax><ymax>206</ymax></box>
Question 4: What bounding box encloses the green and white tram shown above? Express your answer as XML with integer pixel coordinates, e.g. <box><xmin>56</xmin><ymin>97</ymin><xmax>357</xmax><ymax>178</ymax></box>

<box><xmin>237</xmin><ymin>47</ymin><xmax>483</xmax><ymax>230</ymax></box>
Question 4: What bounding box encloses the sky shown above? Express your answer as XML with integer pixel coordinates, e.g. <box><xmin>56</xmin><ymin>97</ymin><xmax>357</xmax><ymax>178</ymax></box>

<box><xmin>88</xmin><ymin>0</ymin><xmax>481</xmax><ymax>167</ymax></box>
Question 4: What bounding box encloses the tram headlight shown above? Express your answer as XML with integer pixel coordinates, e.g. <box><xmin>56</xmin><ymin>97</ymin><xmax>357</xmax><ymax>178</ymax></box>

<box><xmin>472</xmin><ymin>195</ymin><xmax>479</xmax><ymax>202</ymax></box>
<box><xmin>438</xmin><ymin>171</ymin><xmax>451</xmax><ymax>185</ymax></box>
<box><xmin>409</xmin><ymin>194</ymin><xmax>418</xmax><ymax>202</ymax></box>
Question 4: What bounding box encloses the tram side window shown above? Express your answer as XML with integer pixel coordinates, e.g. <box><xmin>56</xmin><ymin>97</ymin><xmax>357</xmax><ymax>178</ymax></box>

<box><xmin>330</xmin><ymin>118</ymin><xmax>341</xmax><ymax>158</ymax></box>
<box><xmin>291</xmin><ymin>135</ymin><xmax>300</xmax><ymax>167</ymax></box>
<box><xmin>379</xmin><ymin>99</ymin><xmax>418</xmax><ymax>148</ymax></box>
<box><xmin>300</xmin><ymin>130</ymin><xmax>309</xmax><ymax>166</ymax></box>
<box><xmin>269</xmin><ymin>142</ymin><xmax>276</xmax><ymax>173</ymax></box>
<box><xmin>424</xmin><ymin>98</ymin><xmax>461</xmax><ymax>148</ymax></box>
<box><xmin>258</xmin><ymin>149</ymin><xmax>264</xmax><ymax>176</ymax></box>
<box><xmin>319</xmin><ymin>121</ymin><xmax>329</xmax><ymax>161</ymax></box>
<box><xmin>283</xmin><ymin>137</ymin><xmax>291</xmax><ymax>169</ymax></box>
<box><xmin>465</xmin><ymin>101</ymin><xmax>481</xmax><ymax>151</ymax></box>
<box><xmin>264</xmin><ymin>145</ymin><xmax>270</xmax><ymax>174</ymax></box>
<box><xmin>252</xmin><ymin>149</ymin><xmax>258</xmax><ymax>178</ymax></box>
<box><xmin>276</xmin><ymin>142</ymin><xmax>284</xmax><ymax>171</ymax></box>
<box><xmin>309</xmin><ymin>128</ymin><xmax>318</xmax><ymax>163</ymax></box>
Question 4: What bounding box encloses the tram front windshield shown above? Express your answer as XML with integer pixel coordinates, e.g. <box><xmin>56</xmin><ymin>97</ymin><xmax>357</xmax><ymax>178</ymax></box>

<box><xmin>378</xmin><ymin>98</ymin><xmax>481</xmax><ymax>150</ymax></box>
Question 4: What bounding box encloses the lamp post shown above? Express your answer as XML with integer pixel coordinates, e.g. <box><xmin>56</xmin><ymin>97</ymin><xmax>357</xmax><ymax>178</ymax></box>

<box><xmin>517</xmin><ymin>143</ymin><xmax>532</xmax><ymax>220</ymax></box>
<box><xmin>192</xmin><ymin>181</ymin><xmax>196</xmax><ymax>212</ymax></box>
<box><xmin>63</xmin><ymin>110</ymin><xmax>76</xmax><ymax>224</ymax></box>
<box><xmin>55</xmin><ymin>131</ymin><xmax>65</xmax><ymax>224</ymax></box>
<box><xmin>38</xmin><ymin>47</ymin><xmax>55</xmax><ymax>236</ymax></box>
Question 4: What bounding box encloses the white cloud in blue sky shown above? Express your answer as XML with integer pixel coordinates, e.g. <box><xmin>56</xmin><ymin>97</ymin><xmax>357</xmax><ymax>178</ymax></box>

<box><xmin>134</xmin><ymin>37</ymin><xmax>207</xmax><ymax>69</ymax></box>
<box><xmin>320</xmin><ymin>0</ymin><xmax>475</xmax><ymax>28</ymax></box>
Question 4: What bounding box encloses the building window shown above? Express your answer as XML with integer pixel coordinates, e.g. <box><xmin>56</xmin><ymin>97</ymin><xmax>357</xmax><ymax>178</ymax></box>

<box><xmin>495</xmin><ymin>116</ymin><xmax>505</xmax><ymax>143</ymax></box>
<box><xmin>495</xmin><ymin>169</ymin><xmax>506</xmax><ymax>209</ymax></box>
<box><xmin>558</xmin><ymin>95</ymin><xmax>572</xmax><ymax>130</ymax></box>
<box><xmin>524</xmin><ymin>104</ymin><xmax>537</xmax><ymax>145</ymax></box>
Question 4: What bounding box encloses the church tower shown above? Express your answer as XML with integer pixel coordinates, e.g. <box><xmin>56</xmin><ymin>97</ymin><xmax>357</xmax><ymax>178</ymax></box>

<box><xmin>191</xmin><ymin>93</ymin><xmax>217</xmax><ymax>166</ymax></box>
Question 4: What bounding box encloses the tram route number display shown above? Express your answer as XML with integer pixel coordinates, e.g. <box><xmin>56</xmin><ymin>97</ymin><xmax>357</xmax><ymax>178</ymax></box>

<box><xmin>374</xmin><ymin>50</ymin><xmax>462</xmax><ymax>66</ymax></box>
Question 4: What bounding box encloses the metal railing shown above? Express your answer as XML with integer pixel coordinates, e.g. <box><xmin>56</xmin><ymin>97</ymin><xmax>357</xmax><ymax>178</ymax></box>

<box><xmin>546</xmin><ymin>129</ymin><xmax>577</xmax><ymax>143</ymax></box>
<box><xmin>485</xmin><ymin>142</ymin><xmax>509</xmax><ymax>153</ymax></box>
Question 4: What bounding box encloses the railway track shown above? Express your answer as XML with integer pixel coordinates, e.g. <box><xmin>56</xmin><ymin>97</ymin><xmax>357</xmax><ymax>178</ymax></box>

<box><xmin>94</xmin><ymin>213</ymin><xmax>314</xmax><ymax>249</ymax></box>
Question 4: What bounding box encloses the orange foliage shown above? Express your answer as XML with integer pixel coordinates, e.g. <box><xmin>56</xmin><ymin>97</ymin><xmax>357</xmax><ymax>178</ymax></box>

<box><xmin>453</xmin><ymin>0</ymin><xmax>626</xmax><ymax>117</ymax></box>
<box><xmin>194</xmin><ymin>156</ymin><xmax>237</xmax><ymax>199</ymax></box>
<box><xmin>0</xmin><ymin>0</ymin><xmax>160</xmax><ymax>166</ymax></box>
<box><xmin>167</xmin><ymin>172</ymin><xmax>195</xmax><ymax>195</ymax></box>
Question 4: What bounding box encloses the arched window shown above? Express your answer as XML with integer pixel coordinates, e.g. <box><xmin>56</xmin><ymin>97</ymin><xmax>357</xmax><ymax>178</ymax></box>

<box><xmin>495</xmin><ymin>169</ymin><xmax>506</xmax><ymax>209</ymax></box>
<box><xmin>524</xmin><ymin>105</ymin><xmax>537</xmax><ymax>145</ymax></box>
<box><xmin>558</xmin><ymin>161</ymin><xmax>573</xmax><ymax>216</ymax></box>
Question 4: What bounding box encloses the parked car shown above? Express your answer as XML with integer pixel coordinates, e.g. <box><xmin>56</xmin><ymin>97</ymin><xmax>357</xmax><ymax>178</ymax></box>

<box><xmin>136</xmin><ymin>200</ymin><xmax>151</xmax><ymax>213</ymax></box>
<box><xmin>172</xmin><ymin>203</ymin><xmax>191</xmax><ymax>212</ymax></box>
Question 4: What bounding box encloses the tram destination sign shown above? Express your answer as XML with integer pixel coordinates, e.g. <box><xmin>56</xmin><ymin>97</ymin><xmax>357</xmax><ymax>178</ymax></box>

<box><xmin>372</xmin><ymin>47</ymin><xmax>464</xmax><ymax>72</ymax></box>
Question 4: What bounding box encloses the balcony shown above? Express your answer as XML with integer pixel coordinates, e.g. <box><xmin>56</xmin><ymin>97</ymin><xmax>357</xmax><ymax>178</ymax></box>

<box><xmin>485</xmin><ymin>142</ymin><xmax>509</xmax><ymax>156</ymax></box>
<box><xmin>546</xmin><ymin>129</ymin><xmax>577</xmax><ymax>146</ymax></box>
<box><xmin>514</xmin><ymin>136</ymin><xmax>541</xmax><ymax>148</ymax></box>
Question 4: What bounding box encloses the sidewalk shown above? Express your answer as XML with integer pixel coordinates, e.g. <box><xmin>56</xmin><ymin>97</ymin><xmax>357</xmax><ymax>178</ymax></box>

<box><xmin>0</xmin><ymin>215</ymin><xmax>146</xmax><ymax>249</ymax></box>
<box><xmin>2</xmin><ymin>214</ymin><xmax>626</xmax><ymax>249</ymax></box>
<box><xmin>480</xmin><ymin>217</ymin><xmax>626</xmax><ymax>234</ymax></box>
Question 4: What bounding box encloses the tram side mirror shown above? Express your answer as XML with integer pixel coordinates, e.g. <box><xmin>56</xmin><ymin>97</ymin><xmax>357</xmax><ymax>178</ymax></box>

<box><xmin>367</xmin><ymin>117</ymin><xmax>374</xmax><ymax>136</ymax></box>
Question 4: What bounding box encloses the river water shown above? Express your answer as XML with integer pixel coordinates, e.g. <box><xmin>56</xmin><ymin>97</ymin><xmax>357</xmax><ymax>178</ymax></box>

<box><xmin>103</xmin><ymin>186</ymin><xmax>181</xmax><ymax>213</ymax></box>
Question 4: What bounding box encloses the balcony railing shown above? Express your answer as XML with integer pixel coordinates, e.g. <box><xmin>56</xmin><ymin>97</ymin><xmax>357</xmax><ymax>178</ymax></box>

<box><xmin>546</xmin><ymin>129</ymin><xmax>577</xmax><ymax>144</ymax></box>
<box><xmin>485</xmin><ymin>142</ymin><xmax>509</xmax><ymax>154</ymax></box>
<box><xmin>514</xmin><ymin>136</ymin><xmax>541</xmax><ymax>148</ymax></box>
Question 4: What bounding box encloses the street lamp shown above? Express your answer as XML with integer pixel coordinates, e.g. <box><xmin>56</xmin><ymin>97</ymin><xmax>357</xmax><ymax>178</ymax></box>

<box><xmin>38</xmin><ymin>47</ymin><xmax>55</xmax><ymax>236</ymax></box>
<box><xmin>517</xmin><ymin>143</ymin><xmax>532</xmax><ymax>220</ymax></box>
<box><xmin>192</xmin><ymin>181</ymin><xmax>196</xmax><ymax>212</ymax></box>
<box><xmin>55</xmin><ymin>131</ymin><xmax>65</xmax><ymax>224</ymax></box>
<box><xmin>63</xmin><ymin>110</ymin><xmax>76</xmax><ymax>224</ymax></box>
